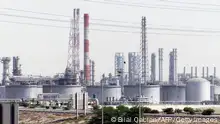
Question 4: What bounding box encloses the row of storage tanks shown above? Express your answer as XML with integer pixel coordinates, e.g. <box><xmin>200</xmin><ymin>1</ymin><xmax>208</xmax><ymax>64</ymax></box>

<box><xmin>87</xmin><ymin>77</ymin><xmax>220</xmax><ymax>104</ymax></box>
<box><xmin>0</xmin><ymin>77</ymin><xmax>219</xmax><ymax>104</ymax></box>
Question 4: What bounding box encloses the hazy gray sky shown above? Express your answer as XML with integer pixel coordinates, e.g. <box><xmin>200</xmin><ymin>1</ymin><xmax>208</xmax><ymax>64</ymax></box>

<box><xmin>1</xmin><ymin>0</ymin><xmax>220</xmax><ymax>81</ymax></box>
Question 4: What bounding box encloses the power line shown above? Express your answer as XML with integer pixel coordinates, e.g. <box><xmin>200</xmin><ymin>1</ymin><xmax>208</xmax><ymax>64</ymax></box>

<box><xmin>2</xmin><ymin>13</ymin><xmax>220</xmax><ymax>33</ymax></box>
<box><xmin>0</xmin><ymin>13</ymin><xmax>69</xmax><ymax>22</ymax></box>
<box><xmin>1</xmin><ymin>7</ymin><xmax>140</xmax><ymax>24</ymax></box>
<box><xmin>159</xmin><ymin>0</ymin><xmax>220</xmax><ymax>7</ymax></box>
<box><xmin>0</xmin><ymin>20</ymin><xmax>220</xmax><ymax>37</ymax></box>
<box><xmin>83</xmin><ymin>0</ymin><xmax>220</xmax><ymax>12</ymax></box>
<box><xmin>3</xmin><ymin>7</ymin><xmax>220</xmax><ymax>31</ymax></box>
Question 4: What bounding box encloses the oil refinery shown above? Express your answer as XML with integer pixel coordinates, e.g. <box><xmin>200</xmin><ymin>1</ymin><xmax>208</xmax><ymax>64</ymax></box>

<box><xmin>0</xmin><ymin>8</ymin><xmax>220</xmax><ymax>108</ymax></box>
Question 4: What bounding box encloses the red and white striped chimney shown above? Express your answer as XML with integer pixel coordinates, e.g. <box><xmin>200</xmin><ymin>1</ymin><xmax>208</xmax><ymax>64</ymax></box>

<box><xmin>84</xmin><ymin>14</ymin><xmax>90</xmax><ymax>85</ymax></box>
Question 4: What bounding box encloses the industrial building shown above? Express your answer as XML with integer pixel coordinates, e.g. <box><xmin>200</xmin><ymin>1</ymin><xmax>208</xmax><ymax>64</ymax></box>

<box><xmin>0</xmin><ymin>9</ymin><xmax>220</xmax><ymax>108</ymax></box>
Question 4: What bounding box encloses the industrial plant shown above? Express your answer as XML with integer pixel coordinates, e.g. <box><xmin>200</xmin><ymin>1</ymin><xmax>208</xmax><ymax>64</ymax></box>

<box><xmin>0</xmin><ymin>8</ymin><xmax>220</xmax><ymax>108</ymax></box>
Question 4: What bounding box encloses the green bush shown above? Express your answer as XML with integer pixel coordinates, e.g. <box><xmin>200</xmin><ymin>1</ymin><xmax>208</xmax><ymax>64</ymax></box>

<box><xmin>174</xmin><ymin>109</ymin><xmax>182</xmax><ymax>114</ymax></box>
<box><xmin>189</xmin><ymin>110</ymin><xmax>195</xmax><ymax>115</ymax></box>
<box><xmin>183</xmin><ymin>107</ymin><xmax>195</xmax><ymax>115</ymax></box>
<box><xmin>150</xmin><ymin>110</ymin><xmax>159</xmax><ymax>114</ymax></box>
<box><xmin>63</xmin><ymin>107</ymin><xmax>70</xmax><ymax>110</ymax></box>
<box><xmin>202</xmin><ymin>108</ymin><xmax>215</xmax><ymax>115</ymax></box>
<box><xmin>143</xmin><ymin>107</ymin><xmax>152</xmax><ymax>113</ymax></box>
<box><xmin>93</xmin><ymin>105</ymin><xmax>100</xmax><ymax>111</ymax></box>
<box><xmin>163</xmin><ymin>108</ymin><xmax>174</xmax><ymax>114</ymax></box>
<box><xmin>29</xmin><ymin>105</ymin><xmax>36</xmax><ymax>108</ymax></box>
<box><xmin>23</xmin><ymin>103</ymin><xmax>29</xmax><ymax>108</ymax></box>
<box><xmin>183</xmin><ymin>107</ymin><xmax>193</xmax><ymax>112</ymax></box>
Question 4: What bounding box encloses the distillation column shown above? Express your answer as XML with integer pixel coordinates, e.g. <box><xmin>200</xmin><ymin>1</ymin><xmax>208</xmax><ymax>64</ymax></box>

<box><xmin>12</xmin><ymin>56</ymin><xmax>22</xmax><ymax>76</ymax></box>
<box><xmin>158</xmin><ymin>48</ymin><xmax>163</xmax><ymax>82</ymax></box>
<box><xmin>151</xmin><ymin>53</ymin><xmax>156</xmax><ymax>82</ymax></box>
<box><xmin>1</xmin><ymin>57</ymin><xmax>11</xmax><ymax>85</ymax></box>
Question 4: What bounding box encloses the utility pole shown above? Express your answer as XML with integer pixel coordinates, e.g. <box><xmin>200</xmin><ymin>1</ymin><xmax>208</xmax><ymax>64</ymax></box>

<box><xmin>101</xmin><ymin>75</ymin><xmax>104</xmax><ymax>124</ymax></box>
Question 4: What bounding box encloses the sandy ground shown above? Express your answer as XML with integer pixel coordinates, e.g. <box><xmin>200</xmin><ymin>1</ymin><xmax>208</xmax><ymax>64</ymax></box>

<box><xmin>19</xmin><ymin>111</ymin><xmax>87</xmax><ymax>124</ymax></box>
<box><xmin>19</xmin><ymin>111</ymin><xmax>220</xmax><ymax>124</ymax></box>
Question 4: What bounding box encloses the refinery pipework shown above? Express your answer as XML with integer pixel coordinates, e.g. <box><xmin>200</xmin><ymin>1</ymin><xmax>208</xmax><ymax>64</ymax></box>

<box><xmin>84</xmin><ymin>13</ymin><xmax>90</xmax><ymax>86</ymax></box>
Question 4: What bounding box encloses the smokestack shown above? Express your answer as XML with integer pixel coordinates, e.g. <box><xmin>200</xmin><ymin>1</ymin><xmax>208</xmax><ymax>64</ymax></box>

<box><xmin>202</xmin><ymin>66</ymin><xmax>205</xmax><ymax>78</ymax></box>
<box><xmin>207</xmin><ymin>67</ymin><xmax>209</xmax><ymax>78</ymax></box>
<box><xmin>195</xmin><ymin>66</ymin><xmax>198</xmax><ymax>78</ymax></box>
<box><xmin>191</xmin><ymin>66</ymin><xmax>193</xmax><ymax>78</ymax></box>
<box><xmin>151</xmin><ymin>53</ymin><xmax>156</xmax><ymax>82</ymax></box>
<box><xmin>158</xmin><ymin>48</ymin><xmax>163</xmax><ymax>82</ymax></box>
<box><xmin>214</xmin><ymin>67</ymin><xmax>216</xmax><ymax>78</ymax></box>
<box><xmin>84</xmin><ymin>14</ymin><xmax>90</xmax><ymax>85</ymax></box>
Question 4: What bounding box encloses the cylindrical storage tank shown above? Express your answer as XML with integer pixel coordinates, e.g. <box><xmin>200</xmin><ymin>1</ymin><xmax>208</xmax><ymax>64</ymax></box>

<box><xmin>87</xmin><ymin>85</ymin><xmax>121</xmax><ymax>104</ymax></box>
<box><xmin>160</xmin><ymin>84</ymin><xmax>186</xmax><ymax>102</ymax></box>
<box><xmin>43</xmin><ymin>85</ymin><xmax>82</xmax><ymax>98</ymax></box>
<box><xmin>5</xmin><ymin>85</ymin><xmax>42</xmax><ymax>99</ymax></box>
<box><xmin>124</xmin><ymin>84</ymin><xmax>160</xmax><ymax>104</ymax></box>
<box><xmin>186</xmin><ymin>78</ymin><xmax>210</xmax><ymax>102</ymax></box>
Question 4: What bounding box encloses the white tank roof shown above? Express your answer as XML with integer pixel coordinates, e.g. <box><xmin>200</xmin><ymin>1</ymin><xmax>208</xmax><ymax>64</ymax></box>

<box><xmin>187</xmin><ymin>78</ymin><xmax>209</xmax><ymax>83</ymax></box>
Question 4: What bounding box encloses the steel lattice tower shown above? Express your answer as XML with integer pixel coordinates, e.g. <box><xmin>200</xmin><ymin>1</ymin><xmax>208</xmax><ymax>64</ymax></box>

<box><xmin>66</xmin><ymin>9</ymin><xmax>80</xmax><ymax>80</ymax></box>
<box><xmin>140</xmin><ymin>16</ymin><xmax>149</xmax><ymax>84</ymax></box>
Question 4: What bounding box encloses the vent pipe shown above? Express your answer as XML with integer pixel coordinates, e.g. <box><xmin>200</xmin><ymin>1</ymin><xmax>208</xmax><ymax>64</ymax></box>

<box><xmin>207</xmin><ymin>67</ymin><xmax>209</xmax><ymax>78</ymax></box>
<box><xmin>190</xmin><ymin>66</ymin><xmax>193</xmax><ymax>78</ymax></box>
<box><xmin>195</xmin><ymin>66</ymin><xmax>198</xmax><ymax>78</ymax></box>
<box><xmin>183</xmin><ymin>66</ymin><xmax>186</xmax><ymax>76</ymax></box>
<box><xmin>214</xmin><ymin>67</ymin><xmax>216</xmax><ymax>78</ymax></box>
<box><xmin>202</xmin><ymin>67</ymin><xmax>205</xmax><ymax>78</ymax></box>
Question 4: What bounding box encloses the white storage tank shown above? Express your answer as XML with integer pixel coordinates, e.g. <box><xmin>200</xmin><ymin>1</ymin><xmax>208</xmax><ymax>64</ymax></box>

<box><xmin>124</xmin><ymin>84</ymin><xmax>160</xmax><ymax>104</ymax></box>
<box><xmin>160</xmin><ymin>84</ymin><xmax>186</xmax><ymax>102</ymax></box>
<box><xmin>5</xmin><ymin>85</ymin><xmax>42</xmax><ymax>99</ymax></box>
<box><xmin>43</xmin><ymin>85</ymin><xmax>82</xmax><ymax>98</ymax></box>
<box><xmin>186</xmin><ymin>78</ymin><xmax>210</xmax><ymax>102</ymax></box>
<box><xmin>87</xmin><ymin>85</ymin><xmax>121</xmax><ymax>104</ymax></box>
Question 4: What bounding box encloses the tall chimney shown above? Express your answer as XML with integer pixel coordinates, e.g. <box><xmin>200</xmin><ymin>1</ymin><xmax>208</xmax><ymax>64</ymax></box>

<box><xmin>202</xmin><ymin>66</ymin><xmax>205</xmax><ymax>78</ymax></box>
<box><xmin>84</xmin><ymin>14</ymin><xmax>90</xmax><ymax>85</ymax></box>
<box><xmin>207</xmin><ymin>67</ymin><xmax>209</xmax><ymax>78</ymax></box>
<box><xmin>195</xmin><ymin>66</ymin><xmax>198</xmax><ymax>78</ymax></box>
<box><xmin>214</xmin><ymin>67</ymin><xmax>216</xmax><ymax>78</ymax></box>
<box><xmin>191</xmin><ymin>66</ymin><xmax>193</xmax><ymax>78</ymax></box>
<box><xmin>158</xmin><ymin>48</ymin><xmax>163</xmax><ymax>82</ymax></box>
